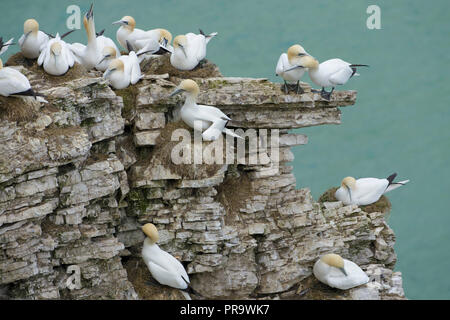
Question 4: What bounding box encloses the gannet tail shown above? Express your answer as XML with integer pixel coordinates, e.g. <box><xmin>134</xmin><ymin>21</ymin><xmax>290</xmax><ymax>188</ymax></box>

<box><xmin>224</xmin><ymin>128</ymin><xmax>244</xmax><ymax>139</ymax></box>
<box><xmin>199</xmin><ymin>29</ymin><xmax>218</xmax><ymax>43</ymax></box>
<box><xmin>349</xmin><ymin>64</ymin><xmax>369</xmax><ymax>78</ymax></box>
<box><xmin>384</xmin><ymin>173</ymin><xmax>409</xmax><ymax>193</ymax></box>
<box><xmin>180</xmin><ymin>290</ymin><xmax>192</xmax><ymax>300</ymax></box>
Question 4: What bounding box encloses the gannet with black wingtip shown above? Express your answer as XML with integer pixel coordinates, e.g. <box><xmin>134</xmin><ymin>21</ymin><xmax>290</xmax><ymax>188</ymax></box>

<box><xmin>313</xmin><ymin>254</ymin><xmax>369</xmax><ymax>290</ymax></box>
<box><xmin>38</xmin><ymin>33</ymin><xmax>76</xmax><ymax>76</ymax></box>
<box><xmin>170</xmin><ymin>30</ymin><xmax>218</xmax><ymax>71</ymax></box>
<box><xmin>169</xmin><ymin>79</ymin><xmax>242</xmax><ymax>141</ymax></box>
<box><xmin>0</xmin><ymin>37</ymin><xmax>15</xmax><ymax>56</ymax></box>
<box><xmin>275</xmin><ymin>44</ymin><xmax>312</xmax><ymax>94</ymax></box>
<box><xmin>141</xmin><ymin>223</ymin><xmax>192</xmax><ymax>300</ymax></box>
<box><xmin>70</xmin><ymin>4</ymin><xmax>119</xmax><ymax>70</ymax></box>
<box><xmin>335</xmin><ymin>173</ymin><xmax>410</xmax><ymax>206</ymax></box>
<box><xmin>112</xmin><ymin>15</ymin><xmax>172</xmax><ymax>53</ymax></box>
<box><xmin>103</xmin><ymin>47</ymin><xmax>142</xmax><ymax>89</ymax></box>
<box><xmin>0</xmin><ymin>58</ymin><xmax>47</xmax><ymax>103</ymax></box>
<box><xmin>18</xmin><ymin>19</ymin><xmax>49</xmax><ymax>59</ymax></box>
<box><xmin>134</xmin><ymin>29</ymin><xmax>173</xmax><ymax>55</ymax></box>
<box><xmin>296</xmin><ymin>56</ymin><xmax>368</xmax><ymax>100</ymax></box>
<box><xmin>96</xmin><ymin>46</ymin><xmax>120</xmax><ymax>72</ymax></box>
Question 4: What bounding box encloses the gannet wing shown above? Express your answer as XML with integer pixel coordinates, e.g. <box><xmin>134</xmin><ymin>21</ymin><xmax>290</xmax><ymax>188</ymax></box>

<box><xmin>186</xmin><ymin>33</ymin><xmax>205</xmax><ymax>61</ymax></box>
<box><xmin>18</xmin><ymin>34</ymin><xmax>25</xmax><ymax>47</ymax></box>
<box><xmin>202</xmin><ymin>119</ymin><xmax>228</xmax><ymax>141</ymax></box>
<box><xmin>276</xmin><ymin>53</ymin><xmax>289</xmax><ymax>75</ymax></box>
<box><xmin>354</xmin><ymin>178</ymin><xmax>388</xmax><ymax>204</ymax></box>
<box><xmin>62</xmin><ymin>42</ymin><xmax>75</xmax><ymax>67</ymax></box>
<box><xmin>128</xmin><ymin>52</ymin><xmax>142</xmax><ymax>84</ymax></box>
<box><xmin>37</xmin><ymin>41</ymin><xmax>50</xmax><ymax>66</ymax></box>
<box><xmin>0</xmin><ymin>38</ymin><xmax>14</xmax><ymax>55</ymax></box>
<box><xmin>329</xmin><ymin>66</ymin><xmax>353</xmax><ymax>85</ymax></box>
<box><xmin>0</xmin><ymin>69</ymin><xmax>30</xmax><ymax>95</ymax></box>
<box><xmin>196</xmin><ymin>104</ymin><xmax>231</xmax><ymax>123</ymax></box>
<box><xmin>384</xmin><ymin>179</ymin><xmax>410</xmax><ymax>193</ymax></box>
<box><xmin>147</xmin><ymin>261</ymin><xmax>187</xmax><ymax>289</ymax></box>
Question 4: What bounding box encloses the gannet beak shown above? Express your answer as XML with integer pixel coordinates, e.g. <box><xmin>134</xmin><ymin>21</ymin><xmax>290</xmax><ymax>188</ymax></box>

<box><xmin>339</xmin><ymin>267</ymin><xmax>348</xmax><ymax>276</ymax></box>
<box><xmin>179</xmin><ymin>45</ymin><xmax>187</xmax><ymax>58</ymax></box>
<box><xmin>86</xmin><ymin>3</ymin><xmax>94</xmax><ymax>20</ymax></box>
<box><xmin>169</xmin><ymin>88</ymin><xmax>184</xmax><ymax>97</ymax></box>
<box><xmin>98</xmin><ymin>55</ymin><xmax>110</xmax><ymax>65</ymax></box>
<box><xmin>24</xmin><ymin>31</ymin><xmax>32</xmax><ymax>40</ymax></box>
<box><xmin>103</xmin><ymin>69</ymin><xmax>112</xmax><ymax>78</ymax></box>
<box><xmin>112</xmin><ymin>20</ymin><xmax>126</xmax><ymax>26</ymax></box>
<box><xmin>347</xmin><ymin>187</ymin><xmax>353</xmax><ymax>203</ymax></box>
<box><xmin>285</xmin><ymin>65</ymin><xmax>303</xmax><ymax>72</ymax></box>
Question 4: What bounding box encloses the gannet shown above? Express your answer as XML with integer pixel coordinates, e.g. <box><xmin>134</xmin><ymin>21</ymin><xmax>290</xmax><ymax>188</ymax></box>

<box><xmin>70</xmin><ymin>4</ymin><xmax>119</xmax><ymax>70</ymax></box>
<box><xmin>169</xmin><ymin>79</ymin><xmax>242</xmax><ymax>141</ymax></box>
<box><xmin>134</xmin><ymin>29</ymin><xmax>173</xmax><ymax>55</ymax></box>
<box><xmin>313</xmin><ymin>254</ymin><xmax>369</xmax><ymax>290</ymax></box>
<box><xmin>0</xmin><ymin>58</ymin><xmax>47</xmax><ymax>103</ymax></box>
<box><xmin>18</xmin><ymin>19</ymin><xmax>49</xmax><ymax>59</ymax></box>
<box><xmin>38</xmin><ymin>34</ymin><xmax>76</xmax><ymax>76</ymax></box>
<box><xmin>335</xmin><ymin>173</ymin><xmax>410</xmax><ymax>206</ymax></box>
<box><xmin>112</xmin><ymin>15</ymin><xmax>172</xmax><ymax>53</ymax></box>
<box><xmin>275</xmin><ymin>44</ymin><xmax>312</xmax><ymax>94</ymax></box>
<box><xmin>170</xmin><ymin>30</ymin><xmax>218</xmax><ymax>71</ymax></box>
<box><xmin>141</xmin><ymin>223</ymin><xmax>192</xmax><ymax>300</ymax></box>
<box><xmin>103</xmin><ymin>48</ymin><xmax>142</xmax><ymax>89</ymax></box>
<box><xmin>96</xmin><ymin>46</ymin><xmax>120</xmax><ymax>72</ymax></box>
<box><xmin>0</xmin><ymin>37</ymin><xmax>15</xmax><ymax>56</ymax></box>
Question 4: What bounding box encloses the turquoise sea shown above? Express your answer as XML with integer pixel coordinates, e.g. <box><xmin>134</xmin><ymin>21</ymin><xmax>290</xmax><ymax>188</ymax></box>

<box><xmin>1</xmin><ymin>0</ymin><xmax>449</xmax><ymax>299</ymax></box>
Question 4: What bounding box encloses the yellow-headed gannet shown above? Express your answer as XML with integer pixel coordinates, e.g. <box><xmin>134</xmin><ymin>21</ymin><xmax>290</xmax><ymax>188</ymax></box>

<box><xmin>112</xmin><ymin>15</ymin><xmax>172</xmax><ymax>53</ymax></box>
<box><xmin>18</xmin><ymin>19</ymin><xmax>49</xmax><ymax>59</ymax></box>
<box><xmin>0</xmin><ymin>58</ymin><xmax>47</xmax><ymax>103</ymax></box>
<box><xmin>313</xmin><ymin>254</ymin><xmax>369</xmax><ymax>290</ymax></box>
<box><xmin>169</xmin><ymin>79</ymin><xmax>242</xmax><ymax>141</ymax></box>
<box><xmin>70</xmin><ymin>4</ymin><xmax>119</xmax><ymax>70</ymax></box>
<box><xmin>141</xmin><ymin>223</ymin><xmax>192</xmax><ymax>300</ymax></box>
<box><xmin>96</xmin><ymin>46</ymin><xmax>120</xmax><ymax>72</ymax></box>
<box><xmin>0</xmin><ymin>37</ymin><xmax>15</xmax><ymax>56</ymax></box>
<box><xmin>103</xmin><ymin>45</ymin><xmax>142</xmax><ymax>89</ymax></box>
<box><xmin>38</xmin><ymin>33</ymin><xmax>76</xmax><ymax>76</ymax></box>
<box><xmin>335</xmin><ymin>173</ymin><xmax>410</xmax><ymax>206</ymax></box>
<box><xmin>275</xmin><ymin>44</ymin><xmax>313</xmax><ymax>94</ymax></box>
<box><xmin>289</xmin><ymin>56</ymin><xmax>368</xmax><ymax>100</ymax></box>
<box><xmin>170</xmin><ymin>29</ymin><xmax>218</xmax><ymax>71</ymax></box>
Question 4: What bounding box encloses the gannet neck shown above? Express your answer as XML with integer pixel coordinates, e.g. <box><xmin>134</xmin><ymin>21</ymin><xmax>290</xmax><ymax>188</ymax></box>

<box><xmin>185</xmin><ymin>92</ymin><xmax>198</xmax><ymax>106</ymax></box>
<box><xmin>144</xmin><ymin>237</ymin><xmax>157</xmax><ymax>246</ymax></box>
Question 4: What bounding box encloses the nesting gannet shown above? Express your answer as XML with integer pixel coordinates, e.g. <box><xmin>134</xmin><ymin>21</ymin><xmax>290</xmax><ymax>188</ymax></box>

<box><xmin>169</xmin><ymin>79</ymin><xmax>242</xmax><ymax>141</ymax></box>
<box><xmin>96</xmin><ymin>46</ymin><xmax>121</xmax><ymax>72</ymax></box>
<box><xmin>103</xmin><ymin>48</ymin><xmax>142</xmax><ymax>89</ymax></box>
<box><xmin>18</xmin><ymin>19</ymin><xmax>49</xmax><ymax>59</ymax></box>
<box><xmin>134</xmin><ymin>29</ymin><xmax>173</xmax><ymax>54</ymax></box>
<box><xmin>0</xmin><ymin>37</ymin><xmax>15</xmax><ymax>56</ymax></box>
<box><xmin>38</xmin><ymin>34</ymin><xmax>76</xmax><ymax>76</ymax></box>
<box><xmin>275</xmin><ymin>44</ymin><xmax>312</xmax><ymax>94</ymax></box>
<box><xmin>170</xmin><ymin>30</ymin><xmax>218</xmax><ymax>71</ymax></box>
<box><xmin>141</xmin><ymin>223</ymin><xmax>192</xmax><ymax>300</ymax></box>
<box><xmin>70</xmin><ymin>4</ymin><xmax>119</xmax><ymax>70</ymax></box>
<box><xmin>335</xmin><ymin>173</ymin><xmax>410</xmax><ymax>206</ymax></box>
<box><xmin>313</xmin><ymin>254</ymin><xmax>369</xmax><ymax>290</ymax></box>
<box><xmin>0</xmin><ymin>58</ymin><xmax>47</xmax><ymax>102</ymax></box>
<box><xmin>112</xmin><ymin>15</ymin><xmax>172</xmax><ymax>53</ymax></box>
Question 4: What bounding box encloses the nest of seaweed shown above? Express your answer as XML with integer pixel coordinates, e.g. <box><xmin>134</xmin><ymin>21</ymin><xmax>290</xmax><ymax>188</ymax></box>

<box><xmin>318</xmin><ymin>187</ymin><xmax>392</xmax><ymax>214</ymax></box>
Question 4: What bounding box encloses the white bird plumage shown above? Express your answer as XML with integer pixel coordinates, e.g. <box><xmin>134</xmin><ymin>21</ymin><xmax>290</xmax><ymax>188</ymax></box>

<box><xmin>141</xmin><ymin>223</ymin><xmax>191</xmax><ymax>300</ymax></box>
<box><xmin>275</xmin><ymin>44</ymin><xmax>312</xmax><ymax>94</ymax></box>
<box><xmin>0</xmin><ymin>58</ymin><xmax>47</xmax><ymax>103</ymax></box>
<box><xmin>170</xmin><ymin>30</ymin><xmax>217</xmax><ymax>71</ymax></box>
<box><xmin>18</xmin><ymin>19</ymin><xmax>49</xmax><ymax>59</ymax></box>
<box><xmin>1</xmin><ymin>37</ymin><xmax>15</xmax><ymax>56</ymax></box>
<box><xmin>335</xmin><ymin>174</ymin><xmax>410</xmax><ymax>206</ymax></box>
<box><xmin>103</xmin><ymin>51</ymin><xmax>142</xmax><ymax>89</ymax></box>
<box><xmin>313</xmin><ymin>254</ymin><xmax>369</xmax><ymax>290</ymax></box>
<box><xmin>38</xmin><ymin>33</ymin><xmax>75</xmax><ymax>76</ymax></box>
<box><xmin>169</xmin><ymin>79</ymin><xmax>242</xmax><ymax>141</ymax></box>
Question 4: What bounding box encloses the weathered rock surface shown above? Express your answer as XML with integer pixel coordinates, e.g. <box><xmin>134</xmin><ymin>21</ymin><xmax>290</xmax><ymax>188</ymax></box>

<box><xmin>0</xmin><ymin>55</ymin><xmax>404</xmax><ymax>300</ymax></box>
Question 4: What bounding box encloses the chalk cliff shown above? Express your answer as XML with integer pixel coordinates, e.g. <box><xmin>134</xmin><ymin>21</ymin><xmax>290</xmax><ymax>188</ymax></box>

<box><xmin>0</xmin><ymin>54</ymin><xmax>405</xmax><ymax>300</ymax></box>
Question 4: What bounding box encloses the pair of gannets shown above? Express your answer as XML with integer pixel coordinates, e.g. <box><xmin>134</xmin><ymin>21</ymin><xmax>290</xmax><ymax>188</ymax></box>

<box><xmin>38</xmin><ymin>33</ymin><xmax>76</xmax><ymax>76</ymax></box>
<box><xmin>103</xmin><ymin>42</ymin><xmax>142</xmax><ymax>89</ymax></box>
<box><xmin>335</xmin><ymin>173</ymin><xmax>410</xmax><ymax>206</ymax></box>
<box><xmin>0</xmin><ymin>58</ymin><xmax>47</xmax><ymax>103</ymax></box>
<box><xmin>277</xmin><ymin>44</ymin><xmax>368</xmax><ymax>100</ymax></box>
<box><xmin>70</xmin><ymin>4</ymin><xmax>120</xmax><ymax>71</ymax></box>
<box><xmin>18</xmin><ymin>19</ymin><xmax>49</xmax><ymax>59</ymax></box>
<box><xmin>141</xmin><ymin>223</ymin><xmax>192</xmax><ymax>300</ymax></box>
<box><xmin>112</xmin><ymin>16</ymin><xmax>172</xmax><ymax>54</ymax></box>
<box><xmin>170</xmin><ymin>30</ymin><xmax>218</xmax><ymax>71</ymax></box>
<box><xmin>170</xmin><ymin>79</ymin><xmax>242</xmax><ymax>141</ymax></box>
<box><xmin>313</xmin><ymin>254</ymin><xmax>369</xmax><ymax>290</ymax></box>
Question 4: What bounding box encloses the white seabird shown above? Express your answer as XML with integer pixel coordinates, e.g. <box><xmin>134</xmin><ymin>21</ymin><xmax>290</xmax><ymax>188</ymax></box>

<box><xmin>18</xmin><ymin>19</ymin><xmax>49</xmax><ymax>59</ymax></box>
<box><xmin>0</xmin><ymin>37</ymin><xmax>15</xmax><ymax>56</ymax></box>
<box><xmin>141</xmin><ymin>223</ymin><xmax>192</xmax><ymax>300</ymax></box>
<box><xmin>103</xmin><ymin>48</ymin><xmax>142</xmax><ymax>89</ymax></box>
<box><xmin>335</xmin><ymin>173</ymin><xmax>410</xmax><ymax>206</ymax></box>
<box><xmin>313</xmin><ymin>253</ymin><xmax>369</xmax><ymax>290</ymax></box>
<box><xmin>275</xmin><ymin>44</ymin><xmax>312</xmax><ymax>94</ymax></box>
<box><xmin>169</xmin><ymin>79</ymin><xmax>242</xmax><ymax>141</ymax></box>
<box><xmin>0</xmin><ymin>58</ymin><xmax>47</xmax><ymax>103</ymax></box>
<box><xmin>96</xmin><ymin>46</ymin><xmax>120</xmax><ymax>72</ymax></box>
<box><xmin>70</xmin><ymin>4</ymin><xmax>119</xmax><ymax>70</ymax></box>
<box><xmin>170</xmin><ymin>30</ymin><xmax>218</xmax><ymax>71</ymax></box>
<box><xmin>112</xmin><ymin>15</ymin><xmax>172</xmax><ymax>53</ymax></box>
<box><xmin>38</xmin><ymin>33</ymin><xmax>76</xmax><ymax>76</ymax></box>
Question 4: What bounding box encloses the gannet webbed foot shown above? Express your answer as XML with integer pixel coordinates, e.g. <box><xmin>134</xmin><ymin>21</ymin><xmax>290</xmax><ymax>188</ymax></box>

<box><xmin>295</xmin><ymin>81</ymin><xmax>304</xmax><ymax>94</ymax></box>
<box><xmin>320</xmin><ymin>87</ymin><xmax>334</xmax><ymax>101</ymax></box>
